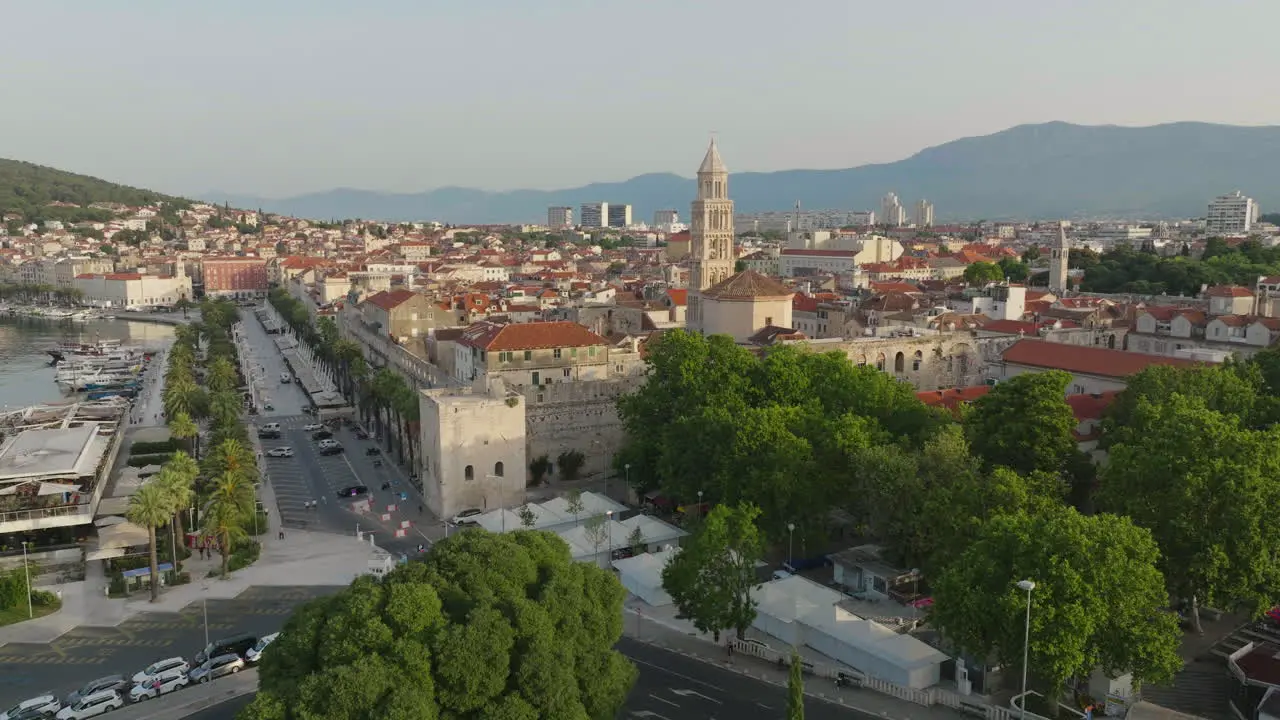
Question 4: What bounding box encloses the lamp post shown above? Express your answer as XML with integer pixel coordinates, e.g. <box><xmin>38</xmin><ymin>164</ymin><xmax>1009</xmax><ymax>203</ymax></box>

<box><xmin>624</xmin><ymin>463</ymin><xmax>631</xmax><ymax>501</ymax></box>
<box><xmin>606</xmin><ymin>510</ymin><xmax>613</xmax><ymax>562</ymax></box>
<box><xmin>1016</xmin><ymin>579</ymin><xmax>1036</xmax><ymax>719</ymax></box>
<box><xmin>697</xmin><ymin>490</ymin><xmax>704</xmax><ymax>521</ymax></box>
<box><xmin>201</xmin><ymin>587</ymin><xmax>210</xmax><ymax>648</ymax></box>
<box><xmin>21</xmin><ymin>541</ymin><xmax>32</xmax><ymax>618</ymax></box>
<box><xmin>786</xmin><ymin>523</ymin><xmax>795</xmax><ymax>569</ymax></box>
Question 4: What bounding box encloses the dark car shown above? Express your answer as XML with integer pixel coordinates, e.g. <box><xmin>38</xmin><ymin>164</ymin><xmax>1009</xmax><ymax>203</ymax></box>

<box><xmin>312</xmin><ymin>430</ymin><xmax>333</xmax><ymax>441</ymax></box>
<box><xmin>257</xmin><ymin>430</ymin><xmax>281</xmax><ymax>440</ymax></box>
<box><xmin>336</xmin><ymin>485</ymin><xmax>369</xmax><ymax>499</ymax></box>
<box><xmin>194</xmin><ymin>634</ymin><xmax>258</xmax><ymax>665</ymax></box>
<box><xmin>11</xmin><ymin>707</ymin><xmax>56</xmax><ymax>720</ymax></box>
<box><xmin>64</xmin><ymin>676</ymin><xmax>128</xmax><ymax>707</ymax></box>
<box><xmin>353</xmin><ymin>428</ymin><xmax>369</xmax><ymax>440</ymax></box>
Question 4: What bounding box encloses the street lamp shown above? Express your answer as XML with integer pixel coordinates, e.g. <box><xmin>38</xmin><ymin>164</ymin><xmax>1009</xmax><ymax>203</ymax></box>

<box><xmin>1016</xmin><ymin>579</ymin><xmax>1036</xmax><ymax>719</ymax></box>
<box><xmin>606</xmin><ymin>510</ymin><xmax>613</xmax><ymax>561</ymax></box>
<box><xmin>201</xmin><ymin>587</ymin><xmax>211</xmax><ymax>648</ymax></box>
<box><xmin>21</xmin><ymin>541</ymin><xmax>32</xmax><ymax>618</ymax></box>
<box><xmin>786</xmin><ymin>523</ymin><xmax>795</xmax><ymax>568</ymax></box>
<box><xmin>697</xmin><ymin>490</ymin><xmax>704</xmax><ymax>521</ymax></box>
<box><xmin>624</xmin><ymin>463</ymin><xmax>630</xmax><ymax>500</ymax></box>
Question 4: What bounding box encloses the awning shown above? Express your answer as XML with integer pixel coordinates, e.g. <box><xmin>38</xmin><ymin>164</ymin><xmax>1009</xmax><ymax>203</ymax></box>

<box><xmin>95</xmin><ymin>521</ymin><xmax>150</xmax><ymax>550</ymax></box>
<box><xmin>94</xmin><ymin>515</ymin><xmax>127</xmax><ymax>528</ymax></box>
<box><xmin>122</xmin><ymin>562</ymin><xmax>173</xmax><ymax>579</ymax></box>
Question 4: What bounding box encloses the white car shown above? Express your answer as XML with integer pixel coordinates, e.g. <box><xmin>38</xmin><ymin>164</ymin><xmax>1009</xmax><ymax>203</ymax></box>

<box><xmin>303</xmin><ymin>423</ymin><xmax>324</xmax><ymax>432</ymax></box>
<box><xmin>53</xmin><ymin>691</ymin><xmax>121</xmax><ymax>720</ymax></box>
<box><xmin>450</xmin><ymin>508</ymin><xmax>483</xmax><ymax>525</ymax></box>
<box><xmin>266</xmin><ymin>447</ymin><xmax>294</xmax><ymax>458</ymax></box>
<box><xmin>244</xmin><ymin>632</ymin><xmax>279</xmax><ymax>664</ymax></box>
<box><xmin>1</xmin><ymin>695</ymin><xmax>61</xmax><ymax>720</ymax></box>
<box><xmin>127</xmin><ymin>668</ymin><xmax>188</xmax><ymax>702</ymax></box>
<box><xmin>130</xmin><ymin>657</ymin><xmax>190</xmax><ymax>685</ymax></box>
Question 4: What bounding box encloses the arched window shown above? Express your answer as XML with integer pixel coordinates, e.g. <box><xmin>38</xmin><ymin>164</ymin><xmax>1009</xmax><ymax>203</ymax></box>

<box><xmin>494</xmin><ymin>461</ymin><xmax>504</xmax><ymax>477</ymax></box>
<box><xmin>912</xmin><ymin>351</ymin><xmax>923</xmax><ymax>372</ymax></box>
<box><xmin>857</xmin><ymin>354</ymin><xmax>867</xmax><ymax>367</ymax></box>
<box><xmin>464</xmin><ymin>465</ymin><xmax>474</xmax><ymax>481</ymax></box>
<box><xmin>894</xmin><ymin>352</ymin><xmax>905</xmax><ymax>373</ymax></box>
<box><xmin>876</xmin><ymin>353</ymin><xmax>886</xmax><ymax>371</ymax></box>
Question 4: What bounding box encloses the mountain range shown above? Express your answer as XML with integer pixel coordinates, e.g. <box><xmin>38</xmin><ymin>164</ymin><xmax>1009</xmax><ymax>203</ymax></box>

<box><xmin>206</xmin><ymin>122</ymin><xmax>1280</xmax><ymax>225</ymax></box>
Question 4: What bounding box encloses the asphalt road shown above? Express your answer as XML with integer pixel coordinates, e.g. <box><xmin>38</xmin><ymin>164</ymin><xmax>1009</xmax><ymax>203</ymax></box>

<box><xmin>240</xmin><ymin>307</ymin><xmax>433</xmax><ymax>557</ymax></box>
<box><xmin>181</xmin><ymin>639</ymin><xmax>878</xmax><ymax>720</ymax></box>
<box><xmin>0</xmin><ymin>587</ymin><xmax>341</xmax><ymax>709</ymax></box>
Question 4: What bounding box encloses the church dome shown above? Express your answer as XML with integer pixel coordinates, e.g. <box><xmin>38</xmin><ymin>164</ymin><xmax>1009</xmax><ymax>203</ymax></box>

<box><xmin>701</xmin><ymin>270</ymin><xmax>793</xmax><ymax>300</ymax></box>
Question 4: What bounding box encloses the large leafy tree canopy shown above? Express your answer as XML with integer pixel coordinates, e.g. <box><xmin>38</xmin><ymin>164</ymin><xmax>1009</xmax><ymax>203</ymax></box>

<box><xmin>243</xmin><ymin>531</ymin><xmax>636</xmax><ymax>720</ymax></box>
<box><xmin>1081</xmin><ymin>240</ymin><xmax>1280</xmax><ymax>295</ymax></box>
<box><xmin>931</xmin><ymin>505</ymin><xmax>1182</xmax><ymax>697</ymax></box>
<box><xmin>617</xmin><ymin>331</ymin><xmax>947</xmax><ymax>548</ymax></box>
<box><xmin>963</xmin><ymin>370</ymin><xmax>1081</xmax><ymax>477</ymax></box>
<box><xmin>661</xmin><ymin>503</ymin><xmax>765</xmax><ymax>641</ymax></box>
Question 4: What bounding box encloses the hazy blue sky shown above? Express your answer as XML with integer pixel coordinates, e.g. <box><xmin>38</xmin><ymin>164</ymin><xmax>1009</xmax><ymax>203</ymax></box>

<box><xmin>3</xmin><ymin>0</ymin><xmax>1276</xmax><ymax>198</ymax></box>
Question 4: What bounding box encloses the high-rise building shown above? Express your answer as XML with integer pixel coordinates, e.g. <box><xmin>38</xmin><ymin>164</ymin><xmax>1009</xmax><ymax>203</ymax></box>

<box><xmin>653</xmin><ymin>209</ymin><xmax>679</xmax><ymax>227</ymax></box>
<box><xmin>688</xmin><ymin>139</ymin><xmax>736</xmax><ymax>331</ymax></box>
<box><xmin>1049</xmin><ymin>222</ymin><xmax>1070</xmax><ymax>293</ymax></box>
<box><xmin>547</xmin><ymin>206</ymin><xmax>573</xmax><ymax>229</ymax></box>
<box><xmin>607</xmin><ymin>204</ymin><xmax>632</xmax><ymax>228</ymax></box>
<box><xmin>914</xmin><ymin>199</ymin><xmax>934</xmax><ymax>228</ymax></box>
<box><xmin>1206</xmin><ymin>191</ymin><xmax>1258</xmax><ymax>234</ymax></box>
<box><xmin>880</xmin><ymin>193</ymin><xmax>905</xmax><ymax>227</ymax></box>
<box><xmin>580</xmin><ymin>202</ymin><xmax>609</xmax><ymax>228</ymax></box>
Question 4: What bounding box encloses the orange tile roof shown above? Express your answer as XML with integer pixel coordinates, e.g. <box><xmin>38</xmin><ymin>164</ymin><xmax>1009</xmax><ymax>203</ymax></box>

<box><xmin>1206</xmin><ymin>285</ymin><xmax>1253</xmax><ymax>298</ymax></box>
<box><xmin>1002</xmin><ymin>339</ymin><xmax>1202</xmax><ymax>378</ymax></box>
<box><xmin>362</xmin><ymin>289</ymin><xmax>417</xmax><ymax>311</ymax></box>
<box><xmin>1065</xmin><ymin>391</ymin><xmax>1120</xmax><ymax>421</ymax></box>
<box><xmin>666</xmin><ymin>289</ymin><xmax>688</xmax><ymax>307</ymax></box>
<box><xmin>917</xmin><ymin>386</ymin><xmax>991</xmax><ymax>413</ymax></box>
<box><xmin>458</xmin><ymin>321</ymin><xmax>606</xmax><ymax>352</ymax></box>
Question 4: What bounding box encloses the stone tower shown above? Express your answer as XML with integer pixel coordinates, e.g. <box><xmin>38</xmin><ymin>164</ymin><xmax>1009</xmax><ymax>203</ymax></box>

<box><xmin>688</xmin><ymin>139</ymin><xmax>736</xmax><ymax>332</ymax></box>
<box><xmin>1049</xmin><ymin>221</ymin><xmax>1070</xmax><ymax>293</ymax></box>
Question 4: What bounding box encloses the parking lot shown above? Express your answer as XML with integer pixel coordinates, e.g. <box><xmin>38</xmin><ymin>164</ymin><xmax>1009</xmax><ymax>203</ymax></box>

<box><xmin>0</xmin><ymin>587</ymin><xmax>340</xmax><ymax>711</ymax></box>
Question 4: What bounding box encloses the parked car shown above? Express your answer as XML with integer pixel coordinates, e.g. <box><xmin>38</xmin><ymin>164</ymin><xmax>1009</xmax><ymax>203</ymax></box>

<box><xmin>302</xmin><ymin>423</ymin><xmax>324</xmax><ymax>432</ymax></box>
<box><xmin>336</xmin><ymin>485</ymin><xmax>368</xmax><ymax>499</ymax></box>
<box><xmin>194</xmin><ymin>634</ymin><xmax>258</xmax><ymax>665</ymax></box>
<box><xmin>64</xmin><ymin>677</ymin><xmax>127</xmax><ymax>709</ymax></box>
<box><xmin>188</xmin><ymin>654</ymin><xmax>246</xmax><ymax>684</ymax></box>
<box><xmin>244</xmin><ymin>633</ymin><xmax>279</xmax><ymax>664</ymax></box>
<box><xmin>279</xmin><ymin>373</ymin><xmax>291</xmax><ymax>384</ymax></box>
<box><xmin>130</xmin><ymin>657</ymin><xmax>190</xmax><ymax>685</ymax></box>
<box><xmin>2</xmin><ymin>695</ymin><xmax>61</xmax><ymax>720</ymax></box>
<box><xmin>353</xmin><ymin>428</ymin><xmax>370</xmax><ymax>440</ymax></box>
<box><xmin>10</xmin><ymin>707</ymin><xmax>59</xmax><ymax>720</ymax></box>
<box><xmin>318</xmin><ymin>440</ymin><xmax>344</xmax><ymax>456</ymax></box>
<box><xmin>450</xmin><ymin>509</ymin><xmax>483</xmax><ymax>525</ymax></box>
<box><xmin>312</xmin><ymin>429</ymin><xmax>334</xmax><ymax>441</ymax></box>
<box><xmin>52</xmin><ymin>691</ymin><xmax>121</xmax><ymax>720</ymax></box>
<box><xmin>127</xmin><ymin>668</ymin><xmax>188</xmax><ymax>702</ymax></box>
<box><xmin>257</xmin><ymin>430</ymin><xmax>281</xmax><ymax>440</ymax></box>
<box><xmin>265</xmin><ymin>447</ymin><xmax>294</xmax><ymax>458</ymax></box>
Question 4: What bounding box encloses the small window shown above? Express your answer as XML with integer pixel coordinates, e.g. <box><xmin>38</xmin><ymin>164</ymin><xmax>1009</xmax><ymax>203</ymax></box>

<box><xmin>523</xmin><ymin>350</ymin><xmax>532</xmax><ymax>361</ymax></box>
<box><xmin>765</xmin><ymin>316</ymin><xmax>773</xmax><ymax>326</ymax></box>
<box><xmin>571</xmin><ymin>348</ymin><xmax>578</xmax><ymax>357</ymax></box>
<box><xmin>563</xmin><ymin>368</ymin><xmax>571</xmax><ymax>378</ymax></box>
<box><xmin>589</xmin><ymin>346</ymin><xmax>597</xmax><ymax>357</ymax></box>
<box><xmin>553</xmin><ymin>348</ymin><xmax>562</xmax><ymax>359</ymax></box>
<box><xmin>464</xmin><ymin>465</ymin><xmax>474</xmax><ymax>481</ymax></box>
<box><xmin>494</xmin><ymin>461</ymin><xmax>504</xmax><ymax>477</ymax></box>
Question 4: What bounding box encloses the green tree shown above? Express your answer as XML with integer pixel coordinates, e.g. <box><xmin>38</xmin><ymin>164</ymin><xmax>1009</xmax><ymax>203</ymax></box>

<box><xmin>787</xmin><ymin>650</ymin><xmax>805</xmax><ymax>720</ymax></box>
<box><xmin>661</xmin><ymin>503</ymin><xmax>764</xmax><ymax>641</ymax></box>
<box><xmin>627</xmin><ymin>526</ymin><xmax>646</xmax><ymax>556</ymax></box>
<box><xmin>207</xmin><ymin>356</ymin><xmax>238</xmax><ymax>394</ymax></box>
<box><xmin>565</xmin><ymin>489</ymin><xmax>585</xmax><ymax>524</ymax></box>
<box><xmin>155</xmin><ymin>457</ymin><xmax>196</xmax><ymax>548</ymax></box>
<box><xmin>518</xmin><ymin>505</ymin><xmax>536</xmax><ymax>528</ymax></box>
<box><xmin>1104</xmin><ymin>363</ymin><xmax>1262</xmax><ymax>443</ymax></box>
<box><xmin>964</xmin><ymin>370</ymin><xmax>1078</xmax><ymax>477</ymax></box>
<box><xmin>167</xmin><ymin>411</ymin><xmax>199</xmax><ymax>459</ymax></box>
<box><xmin>243</xmin><ymin>531</ymin><xmax>636</xmax><ymax>720</ymax></box>
<box><xmin>202</xmin><ymin>471</ymin><xmax>255</xmax><ymax>578</ymax></box>
<box><xmin>997</xmin><ymin>257</ymin><xmax>1030</xmax><ymax>282</ymax></box>
<box><xmin>931</xmin><ymin>505</ymin><xmax>1182</xmax><ymax>707</ymax></box>
<box><xmin>557</xmin><ymin>450</ymin><xmax>585</xmax><ymax>482</ymax></box>
<box><xmin>963</xmin><ymin>261</ymin><xmax>1004</xmax><ymax>285</ymax></box>
<box><xmin>1098</xmin><ymin>395</ymin><xmax>1280</xmax><ymax>633</ymax></box>
<box><xmin>127</xmin><ymin>482</ymin><xmax>174</xmax><ymax>603</ymax></box>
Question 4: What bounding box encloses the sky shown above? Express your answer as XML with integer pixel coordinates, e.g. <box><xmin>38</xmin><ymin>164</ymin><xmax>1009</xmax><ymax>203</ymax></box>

<box><xmin>2</xmin><ymin>0</ymin><xmax>1278</xmax><ymax>199</ymax></box>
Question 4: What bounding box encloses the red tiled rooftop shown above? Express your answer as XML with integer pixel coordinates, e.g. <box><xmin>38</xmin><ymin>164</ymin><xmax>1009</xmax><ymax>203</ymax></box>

<box><xmin>1065</xmin><ymin>391</ymin><xmax>1120</xmax><ymax>422</ymax></box>
<box><xmin>982</xmin><ymin>320</ymin><xmax>1040</xmax><ymax>335</ymax></box>
<box><xmin>1002</xmin><ymin>339</ymin><xmax>1203</xmax><ymax>378</ymax></box>
<box><xmin>458</xmin><ymin>320</ymin><xmax>607</xmax><ymax>351</ymax></box>
<box><xmin>917</xmin><ymin>386</ymin><xmax>991</xmax><ymax>413</ymax></box>
<box><xmin>362</xmin><ymin>289</ymin><xmax>418</xmax><ymax>311</ymax></box>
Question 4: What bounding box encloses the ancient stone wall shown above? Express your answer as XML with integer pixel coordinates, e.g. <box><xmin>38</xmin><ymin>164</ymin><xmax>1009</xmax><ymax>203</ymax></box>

<box><xmin>522</xmin><ymin>377</ymin><xmax>645</xmax><ymax>480</ymax></box>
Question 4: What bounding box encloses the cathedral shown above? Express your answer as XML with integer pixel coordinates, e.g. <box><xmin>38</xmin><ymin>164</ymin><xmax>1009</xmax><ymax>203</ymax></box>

<box><xmin>687</xmin><ymin>139</ymin><xmax>794</xmax><ymax>342</ymax></box>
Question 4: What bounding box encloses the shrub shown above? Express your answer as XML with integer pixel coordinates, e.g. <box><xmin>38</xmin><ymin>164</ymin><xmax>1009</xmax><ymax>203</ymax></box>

<box><xmin>228</xmin><ymin>539</ymin><xmax>261</xmax><ymax>572</ymax></box>
<box><xmin>129</xmin><ymin>439</ymin><xmax>179</xmax><ymax>456</ymax></box>
<box><xmin>127</xmin><ymin>453</ymin><xmax>174</xmax><ymax>468</ymax></box>
<box><xmin>529</xmin><ymin>455</ymin><xmax>551</xmax><ymax>486</ymax></box>
<box><xmin>557</xmin><ymin>450</ymin><xmax>586</xmax><ymax>482</ymax></box>
<box><xmin>108</xmin><ymin>572</ymin><xmax>127</xmax><ymax>597</ymax></box>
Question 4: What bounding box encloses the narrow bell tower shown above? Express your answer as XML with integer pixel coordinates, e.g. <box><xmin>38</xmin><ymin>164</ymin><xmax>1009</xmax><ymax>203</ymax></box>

<box><xmin>688</xmin><ymin>137</ymin><xmax>736</xmax><ymax>332</ymax></box>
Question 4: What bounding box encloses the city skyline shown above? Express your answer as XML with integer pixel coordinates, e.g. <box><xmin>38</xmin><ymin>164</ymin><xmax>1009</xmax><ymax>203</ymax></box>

<box><xmin>3</xmin><ymin>1</ymin><xmax>1279</xmax><ymax>199</ymax></box>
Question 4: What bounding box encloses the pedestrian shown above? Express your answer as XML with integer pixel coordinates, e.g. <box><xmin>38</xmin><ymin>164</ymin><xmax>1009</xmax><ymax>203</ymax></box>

<box><xmin>278</xmin><ymin>530</ymin><xmax>285</xmax><ymax>541</ymax></box>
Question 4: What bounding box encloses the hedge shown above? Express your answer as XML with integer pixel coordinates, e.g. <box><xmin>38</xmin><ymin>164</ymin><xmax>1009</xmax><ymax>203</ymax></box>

<box><xmin>129</xmin><ymin>439</ymin><xmax>180</xmax><ymax>456</ymax></box>
<box><xmin>127</xmin><ymin>453</ymin><xmax>173</xmax><ymax>468</ymax></box>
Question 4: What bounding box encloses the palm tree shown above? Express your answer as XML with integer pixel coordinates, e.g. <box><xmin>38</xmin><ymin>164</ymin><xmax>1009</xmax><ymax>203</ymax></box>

<box><xmin>349</xmin><ymin>357</ymin><xmax>370</xmax><ymax>422</ymax></box>
<box><xmin>163</xmin><ymin>375</ymin><xmax>202</xmax><ymax>419</ymax></box>
<box><xmin>158</xmin><ymin>452</ymin><xmax>199</xmax><ymax>541</ymax></box>
<box><xmin>202</xmin><ymin>438</ymin><xmax>255</xmax><ymax>487</ymax></box>
<box><xmin>207</xmin><ymin>390</ymin><xmax>241</xmax><ymax>430</ymax></box>
<box><xmin>394</xmin><ymin>384</ymin><xmax>420</xmax><ymax>470</ymax></box>
<box><xmin>167</xmin><ymin>411</ymin><xmax>200</xmax><ymax>458</ymax></box>
<box><xmin>128</xmin><ymin>483</ymin><xmax>175</xmax><ymax>603</ymax></box>
<box><xmin>202</xmin><ymin>472</ymin><xmax>254</xmax><ymax>578</ymax></box>
<box><xmin>333</xmin><ymin>339</ymin><xmax>362</xmax><ymax>400</ymax></box>
<box><xmin>207</xmin><ymin>357</ymin><xmax>238</xmax><ymax>394</ymax></box>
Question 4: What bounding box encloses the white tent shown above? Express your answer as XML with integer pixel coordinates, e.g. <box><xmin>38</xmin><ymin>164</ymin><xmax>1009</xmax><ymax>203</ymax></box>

<box><xmin>612</xmin><ymin>549</ymin><xmax>677</xmax><ymax>606</ymax></box>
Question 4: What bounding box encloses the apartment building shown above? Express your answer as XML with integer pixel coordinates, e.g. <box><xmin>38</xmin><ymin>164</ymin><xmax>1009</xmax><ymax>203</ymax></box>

<box><xmin>201</xmin><ymin>257</ymin><xmax>269</xmax><ymax>298</ymax></box>
<box><xmin>607</xmin><ymin>204</ymin><xmax>632</xmax><ymax>228</ymax></box>
<box><xmin>358</xmin><ymin>289</ymin><xmax>452</xmax><ymax>341</ymax></box>
<box><xmin>580</xmin><ymin>203</ymin><xmax>608</xmax><ymax>228</ymax></box>
<box><xmin>1206</xmin><ymin>191</ymin><xmax>1258</xmax><ymax>235</ymax></box>
<box><xmin>453</xmin><ymin>320</ymin><xmax>609</xmax><ymax>386</ymax></box>
<box><xmin>547</xmin><ymin>206</ymin><xmax>573</xmax><ymax>229</ymax></box>
<box><xmin>74</xmin><ymin>272</ymin><xmax>192</xmax><ymax>308</ymax></box>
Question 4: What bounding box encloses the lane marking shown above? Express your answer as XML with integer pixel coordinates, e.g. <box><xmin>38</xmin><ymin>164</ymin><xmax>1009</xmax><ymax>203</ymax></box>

<box><xmin>649</xmin><ymin>694</ymin><xmax>680</xmax><ymax>708</ymax></box>
<box><xmin>627</xmin><ymin>656</ymin><xmax>726</xmax><ymax>693</ymax></box>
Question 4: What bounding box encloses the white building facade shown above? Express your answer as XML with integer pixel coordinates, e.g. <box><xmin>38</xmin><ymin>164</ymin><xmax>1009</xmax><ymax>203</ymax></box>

<box><xmin>1206</xmin><ymin>191</ymin><xmax>1258</xmax><ymax>235</ymax></box>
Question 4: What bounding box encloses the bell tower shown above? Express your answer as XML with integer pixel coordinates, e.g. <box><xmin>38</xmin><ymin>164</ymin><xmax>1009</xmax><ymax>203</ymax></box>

<box><xmin>688</xmin><ymin>138</ymin><xmax>736</xmax><ymax>332</ymax></box>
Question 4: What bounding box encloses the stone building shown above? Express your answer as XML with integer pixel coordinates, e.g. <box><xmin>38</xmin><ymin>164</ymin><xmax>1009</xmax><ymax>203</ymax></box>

<box><xmin>700</xmin><ymin>271</ymin><xmax>795</xmax><ymax>343</ymax></box>
<box><xmin>418</xmin><ymin>378</ymin><xmax>526</xmax><ymax>518</ymax></box>
<box><xmin>687</xmin><ymin>139</ymin><xmax>737</xmax><ymax>331</ymax></box>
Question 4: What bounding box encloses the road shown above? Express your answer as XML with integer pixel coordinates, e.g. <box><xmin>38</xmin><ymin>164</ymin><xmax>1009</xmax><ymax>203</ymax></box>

<box><xmin>180</xmin><ymin>640</ymin><xmax>878</xmax><ymax>720</ymax></box>
<box><xmin>238</xmin><ymin>307</ymin><xmax>433</xmax><ymax>557</ymax></box>
<box><xmin>0</xmin><ymin>587</ymin><xmax>340</xmax><ymax>709</ymax></box>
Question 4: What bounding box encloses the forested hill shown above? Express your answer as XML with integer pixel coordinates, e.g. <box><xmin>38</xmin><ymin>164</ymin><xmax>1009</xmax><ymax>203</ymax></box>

<box><xmin>0</xmin><ymin>158</ymin><xmax>189</xmax><ymax>224</ymax></box>
<box><xmin>1079</xmin><ymin>240</ymin><xmax>1280</xmax><ymax>296</ymax></box>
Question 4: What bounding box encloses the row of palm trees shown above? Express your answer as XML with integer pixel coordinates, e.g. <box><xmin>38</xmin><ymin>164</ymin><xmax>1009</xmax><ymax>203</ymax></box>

<box><xmin>267</xmin><ymin>288</ymin><xmax>421</xmax><ymax>472</ymax></box>
<box><xmin>0</xmin><ymin>283</ymin><xmax>85</xmax><ymax>305</ymax></box>
<box><xmin>127</xmin><ymin>299</ymin><xmax>259</xmax><ymax>600</ymax></box>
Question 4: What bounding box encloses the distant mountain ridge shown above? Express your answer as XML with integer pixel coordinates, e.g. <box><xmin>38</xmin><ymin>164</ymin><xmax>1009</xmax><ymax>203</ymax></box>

<box><xmin>208</xmin><ymin>122</ymin><xmax>1280</xmax><ymax>224</ymax></box>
